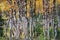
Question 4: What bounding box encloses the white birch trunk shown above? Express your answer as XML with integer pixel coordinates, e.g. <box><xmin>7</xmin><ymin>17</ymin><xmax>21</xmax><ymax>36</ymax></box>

<box><xmin>43</xmin><ymin>0</ymin><xmax>50</xmax><ymax>40</ymax></box>
<box><xmin>29</xmin><ymin>17</ymin><xmax>33</xmax><ymax>40</ymax></box>
<box><xmin>22</xmin><ymin>16</ymin><xmax>28</xmax><ymax>40</ymax></box>
<box><xmin>52</xmin><ymin>0</ymin><xmax>57</xmax><ymax>40</ymax></box>
<box><xmin>9</xmin><ymin>13</ymin><xmax>13</xmax><ymax>40</ymax></box>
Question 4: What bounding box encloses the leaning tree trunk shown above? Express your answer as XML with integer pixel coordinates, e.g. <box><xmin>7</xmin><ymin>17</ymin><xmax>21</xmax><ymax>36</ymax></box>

<box><xmin>43</xmin><ymin>0</ymin><xmax>50</xmax><ymax>40</ymax></box>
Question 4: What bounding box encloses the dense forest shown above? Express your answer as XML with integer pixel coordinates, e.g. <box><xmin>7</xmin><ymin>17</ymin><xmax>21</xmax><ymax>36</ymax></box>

<box><xmin>0</xmin><ymin>0</ymin><xmax>60</xmax><ymax>40</ymax></box>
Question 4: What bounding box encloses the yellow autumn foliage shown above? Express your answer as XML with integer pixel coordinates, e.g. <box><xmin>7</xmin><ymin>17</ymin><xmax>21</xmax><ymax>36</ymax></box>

<box><xmin>0</xmin><ymin>0</ymin><xmax>60</xmax><ymax>12</ymax></box>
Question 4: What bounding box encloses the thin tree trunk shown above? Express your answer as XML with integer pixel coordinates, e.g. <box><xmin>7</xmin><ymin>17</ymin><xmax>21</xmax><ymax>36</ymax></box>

<box><xmin>9</xmin><ymin>8</ymin><xmax>13</xmax><ymax>40</ymax></box>
<box><xmin>30</xmin><ymin>0</ymin><xmax>34</xmax><ymax>40</ymax></box>
<box><xmin>13</xmin><ymin>9</ymin><xmax>19</xmax><ymax>40</ymax></box>
<box><xmin>22</xmin><ymin>0</ymin><xmax>28</xmax><ymax>40</ymax></box>
<box><xmin>29</xmin><ymin>17</ymin><xmax>33</xmax><ymax>40</ymax></box>
<box><xmin>52</xmin><ymin>0</ymin><xmax>57</xmax><ymax>40</ymax></box>
<box><xmin>43</xmin><ymin>0</ymin><xmax>50</xmax><ymax>40</ymax></box>
<box><xmin>6</xmin><ymin>19</ymin><xmax>9</xmax><ymax>40</ymax></box>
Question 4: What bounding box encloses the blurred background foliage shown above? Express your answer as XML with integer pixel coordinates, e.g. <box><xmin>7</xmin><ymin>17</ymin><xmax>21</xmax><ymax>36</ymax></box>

<box><xmin>0</xmin><ymin>0</ymin><xmax>60</xmax><ymax>40</ymax></box>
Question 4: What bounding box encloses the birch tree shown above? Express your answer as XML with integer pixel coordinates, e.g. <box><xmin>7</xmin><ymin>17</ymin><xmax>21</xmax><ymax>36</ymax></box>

<box><xmin>21</xmin><ymin>0</ymin><xmax>28</xmax><ymax>40</ymax></box>
<box><xmin>30</xmin><ymin>0</ymin><xmax>34</xmax><ymax>40</ymax></box>
<box><xmin>9</xmin><ymin>8</ymin><xmax>13</xmax><ymax>40</ymax></box>
<box><xmin>52</xmin><ymin>0</ymin><xmax>57</xmax><ymax>40</ymax></box>
<box><xmin>57</xmin><ymin>4</ymin><xmax>60</xmax><ymax>28</ymax></box>
<box><xmin>43</xmin><ymin>0</ymin><xmax>50</xmax><ymax>40</ymax></box>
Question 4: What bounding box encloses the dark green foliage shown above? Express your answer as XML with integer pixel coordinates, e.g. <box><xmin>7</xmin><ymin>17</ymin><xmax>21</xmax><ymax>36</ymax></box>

<box><xmin>0</xmin><ymin>37</ymin><xmax>6</xmax><ymax>40</ymax></box>
<box><xmin>49</xmin><ymin>27</ymin><xmax>54</xmax><ymax>39</ymax></box>
<box><xmin>56</xmin><ymin>28</ymin><xmax>60</xmax><ymax>40</ymax></box>
<box><xmin>34</xmin><ymin>13</ymin><xmax>43</xmax><ymax>36</ymax></box>
<box><xmin>0</xmin><ymin>16</ymin><xmax>4</xmax><ymax>26</ymax></box>
<box><xmin>0</xmin><ymin>20</ymin><xmax>4</xmax><ymax>37</ymax></box>
<box><xmin>0</xmin><ymin>9</ymin><xmax>4</xmax><ymax>37</ymax></box>
<box><xmin>0</xmin><ymin>27</ymin><xmax>3</xmax><ymax>37</ymax></box>
<box><xmin>38</xmin><ymin>34</ymin><xmax>44</xmax><ymax>40</ymax></box>
<box><xmin>54</xmin><ymin>17</ymin><xmax>58</xmax><ymax>25</ymax></box>
<box><xmin>35</xmin><ymin>22</ymin><xmax>41</xmax><ymax>36</ymax></box>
